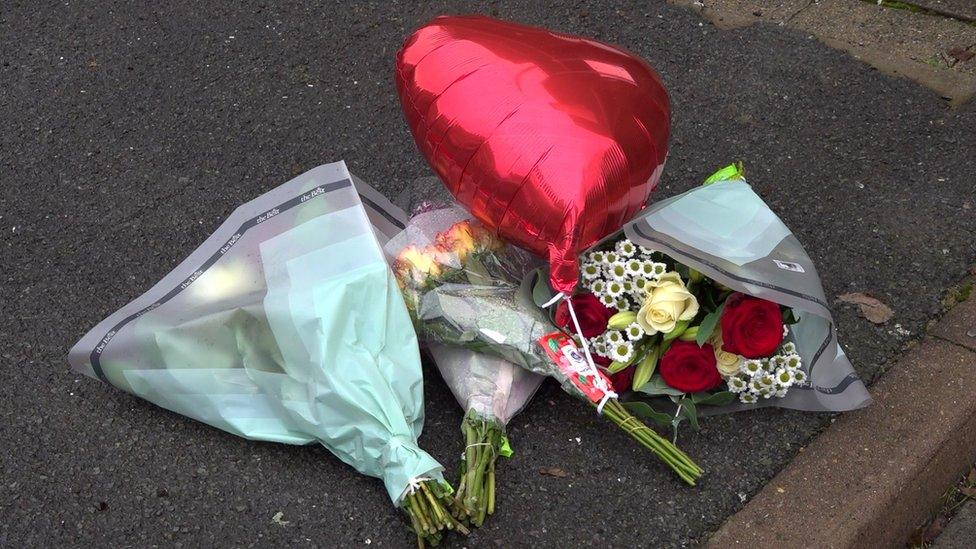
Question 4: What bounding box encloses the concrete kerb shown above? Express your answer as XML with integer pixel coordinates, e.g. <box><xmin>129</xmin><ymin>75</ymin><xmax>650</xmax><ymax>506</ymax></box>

<box><xmin>708</xmin><ymin>294</ymin><xmax>976</xmax><ymax>548</ymax></box>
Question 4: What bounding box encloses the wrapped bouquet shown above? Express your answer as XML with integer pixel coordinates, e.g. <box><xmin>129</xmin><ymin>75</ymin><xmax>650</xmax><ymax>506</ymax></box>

<box><xmin>68</xmin><ymin>163</ymin><xmax>467</xmax><ymax>547</ymax></box>
<box><xmin>362</xmin><ymin>180</ymin><xmax>546</xmax><ymax>526</ymax></box>
<box><xmin>387</xmin><ymin>208</ymin><xmax>703</xmax><ymax>486</ymax></box>
<box><xmin>578</xmin><ymin>164</ymin><xmax>871</xmax><ymax>429</ymax></box>
<box><xmin>427</xmin><ymin>345</ymin><xmax>543</xmax><ymax>525</ymax></box>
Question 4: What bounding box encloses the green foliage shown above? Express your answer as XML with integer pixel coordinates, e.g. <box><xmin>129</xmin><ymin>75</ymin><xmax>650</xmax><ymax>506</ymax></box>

<box><xmin>620</xmin><ymin>401</ymin><xmax>673</xmax><ymax>427</ymax></box>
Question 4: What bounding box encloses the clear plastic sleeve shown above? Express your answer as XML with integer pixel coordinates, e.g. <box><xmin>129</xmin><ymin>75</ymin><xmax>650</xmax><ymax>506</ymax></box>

<box><xmin>68</xmin><ymin>162</ymin><xmax>444</xmax><ymax>504</ymax></box>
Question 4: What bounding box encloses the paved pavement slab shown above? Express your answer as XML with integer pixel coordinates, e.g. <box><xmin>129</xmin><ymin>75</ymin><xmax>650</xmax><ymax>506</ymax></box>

<box><xmin>933</xmin><ymin>500</ymin><xmax>976</xmax><ymax>549</ymax></box>
<box><xmin>2</xmin><ymin>1</ymin><xmax>975</xmax><ymax>547</ymax></box>
<box><xmin>913</xmin><ymin>0</ymin><xmax>976</xmax><ymax>22</ymax></box>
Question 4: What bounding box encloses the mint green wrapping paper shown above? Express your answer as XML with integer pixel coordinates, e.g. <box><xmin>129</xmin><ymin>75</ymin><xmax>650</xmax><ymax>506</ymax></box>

<box><xmin>68</xmin><ymin>162</ymin><xmax>443</xmax><ymax>504</ymax></box>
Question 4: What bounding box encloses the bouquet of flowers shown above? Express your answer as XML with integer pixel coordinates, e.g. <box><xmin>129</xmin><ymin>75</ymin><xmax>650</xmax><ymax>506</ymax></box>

<box><xmin>68</xmin><ymin>164</ymin><xmax>468</xmax><ymax>547</ymax></box>
<box><xmin>387</xmin><ymin>208</ymin><xmax>703</xmax><ymax>486</ymax></box>
<box><xmin>577</xmin><ymin>163</ymin><xmax>870</xmax><ymax>428</ymax></box>
<box><xmin>568</xmin><ymin>238</ymin><xmax>806</xmax><ymax>427</ymax></box>
<box><xmin>426</xmin><ymin>344</ymin><xmax>543</xmax><ymax>525</ymax></box>
<box><xmin>362</xmin><ymin>185</ymin><xmax>546</xmax><ymax>527</ymax></box>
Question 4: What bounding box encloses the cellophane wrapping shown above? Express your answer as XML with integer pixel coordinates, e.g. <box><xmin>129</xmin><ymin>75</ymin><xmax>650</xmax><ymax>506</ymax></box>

<box><xmin>68</xmin><ymin>162</ymin><xmax>445</xmax><ymax>504</ymax></box>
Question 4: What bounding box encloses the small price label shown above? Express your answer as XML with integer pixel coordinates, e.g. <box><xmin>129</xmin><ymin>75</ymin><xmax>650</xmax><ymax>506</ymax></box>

<box><xmin>537</xmin><ymin>332</ymin><xmax>612</xmax><ymax>404</ymax></box>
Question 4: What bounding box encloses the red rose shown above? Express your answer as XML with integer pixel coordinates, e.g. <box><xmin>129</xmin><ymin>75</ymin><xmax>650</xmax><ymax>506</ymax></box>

<box><xmin>554</xmin><ymin>292</ymin><xmax>615</xmax><ymax>338</ymax></box>
<box><xmin>609</xmin><ymin>365</ymin><xmax>635</xmax><ymax>393</ymax></box>
<box><xmin>720</xmin><ymin>293</ymin><xmax>784</xmax><ymax>359</ymax></box>
<box><xmin>659</xmin><ymin>340</ymin><xmax>722</xmax><ymax>393</ymax></box>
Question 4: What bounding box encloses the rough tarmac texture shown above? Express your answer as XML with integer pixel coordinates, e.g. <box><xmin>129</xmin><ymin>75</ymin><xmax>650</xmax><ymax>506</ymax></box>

<box><xmin>2</xmin><ymin>1</ymin><xmax>974</xmax><ymax>547</ymax></box>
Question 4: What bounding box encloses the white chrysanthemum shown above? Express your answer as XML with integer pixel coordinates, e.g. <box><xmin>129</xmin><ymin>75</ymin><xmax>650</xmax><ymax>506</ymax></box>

<box><xmin>604</xmin><ymin>251</ymin><xmax>619</xmax><ymax>265</ymax></box>
<box><xmin>639</xmin><ymin>260</ymin><xmax>657</xmax><ymax>278</ymax></box>
<box><xmin>637</xmin><ymin>245</ymin><xmax>655</xmax><ymax>257</ymax></box>
<box><xmin>609</xmin><ymin>340</ymin><xmax>635</xmax><ymax>362</ymax></box>
<box><xmin>652</xmin><ymin>262</ymin><xmax>667</xmax><ymax>277</ymax></box>
<box><xmin>740</xmin><ymin>392</ymin><xmax>758</xmax><ymax>404</ymax></box>
<box><xmin>774</xmin><ymin>388</ymin><xmax>789</xmax><ymax>398</ymax></box>
<box><xmin>775</xmin><ymin>368</ymin><xmax>795</xmax><ymax>386</ymax></box>
<box><xmin>793</xmin><ymin>370</ymin><xmax>808</xmax><ymax>385</ymax></box>
<box><xmin>607</xmin><ymin>261</ymin><xmax>628</xmax><ymax>280</ymax></box>
<box><xmin>615</xmin><ymin>296</ymin><xmax>630</xmax><ymax>310</ymax></box>
<box><xmin>589</xmin><ymin>251</ymin><xmax>606</xmax><ymax>264</ymax></box>
<box><xmin>741</xmin><ymin>359</ymin><xmax>764</xmax><ymax>377</ymax></box>
<box><xmin>589</xmin><ymin>279</ymin><xmax>607</xmax><ymax>295</ymax></box>
<box><xmin>616</xmin><ymin>239</ymin><xmax>637</xmax><ymax>258</ymax></box>
<box><xmin>727</xmin><ymin>376</ymin><xmax>749</xmax><ymax>393</ymax></box>
<box><xmin>606</xmin><ymin>280</ymin><xmax>625</xmax><ymax>298</ymax></box>
<box><xmin>580</xmin><ymin>262</ymin><xmax>602</xmax><ymax>280</ymax></box>
<box><xmin>632</xmin><ymin>277</ymin><xmax>648</xmax><ymax>293</ymax></box>
<box><xmin>624</xmin><ymin>258</ymin><xmax>643</xmax><ymax>276</ymax></box>
<box><xmin>757</xmin><ymin>374</ymin><xmax>776</xmax><ymax>389</ymax></box>
<box><xmin>785</xmin><ymin>354</ymin><xmax>802</xmax><ymax>370</ymax></box>
<box><xmin>594</xmin><ymin>342</ymin><xmax>609</xmax><ymax>357</ymax></box>
<box><xmin>759</xmin><ymin>387</ymin><xmax>775</xmax><ymax>399</ymax></box>
<box><xmin>771</xmin><ymin>355</ymin><xmax>787</xmax><ymax>369</ymax></box>
<box><xmin>621</xmin><ymin>280</ymin><xmax>634</xmax><ymax>293</ymax></box>
<box><xmin>599</xmin><ymin>292</ymin><xmax>617</xmax><ymax>307</ymax></box>
<box><xmin>605</xmin><ymin>330</ymin><xmax>624</xmax><ymax>344</ymax></box>
<box><xmin>624</xmin><ymin>322</ymin><xmax>645</xmax><ymax>341</ymax></box>
<box><xmin>782</xmin><ymin>341</ymin><xmax>797</xmax><ymax>354</ymax></box>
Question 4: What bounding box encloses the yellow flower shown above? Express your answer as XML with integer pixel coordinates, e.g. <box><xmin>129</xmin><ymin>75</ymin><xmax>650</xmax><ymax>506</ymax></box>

<box><xmin>436</xmin><ymin>221</ymin><xmax>477</xmax><ymax>261</ymax></box>
<box><xmin>394</xmin><ymin>245</ymin><xmax>442</xmax><ymax>284</ymax></box>
<box><xmin>710</xmin><ymin>329</ymin><xmax>743</xmax><ymax>377</ymax></box>
<box><xmin>636</xmin><ymin>272</ymin><xmax>699</xmax><ymax>335</ymax></box>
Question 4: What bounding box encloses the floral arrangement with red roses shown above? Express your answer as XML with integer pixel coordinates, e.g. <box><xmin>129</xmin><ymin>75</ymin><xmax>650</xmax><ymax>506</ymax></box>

<box><xmin>556</xmin><ymin>238</ymin><xmax>806</xmax><ymax>431</ymax></box>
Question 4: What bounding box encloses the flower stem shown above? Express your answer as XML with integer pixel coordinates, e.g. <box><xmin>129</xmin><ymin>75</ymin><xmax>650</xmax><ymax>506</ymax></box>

<box><xmin>401</xmin><ymin>479</ymin><xmax>469</xmax><ymax>546</ymax></box>
<box><xmin>598</xmin><ymin>398</ymin><xmax>702</xmax><ymax>485</ymax></box>
<box><xmin>453</xmin><ymin>411</ymin><xmax>504</xmax><ymax>526</ymax></box>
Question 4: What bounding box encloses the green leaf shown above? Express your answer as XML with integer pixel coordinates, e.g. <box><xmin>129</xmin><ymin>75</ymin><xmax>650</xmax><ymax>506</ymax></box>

<box><xmin>702</xmin><ymin>162</ymin><xmax>745</xmax><ymax>186</ymax></box>
<box><xmin>499</xmin><ymin>435</ymin><xmax>514</xmax><ymax>458</ymax></box>
<box><xmin>677</xmin><ymin>398</ymin><xmax>700</xmax><ymax>430</ymax></box>
<box><xmin>632</xmin><ymin>345</ymin><xmax>660</xmax><ymax>391</ymax></box>
<box><xmin>636</xmin><ymin>375</ymin><xmax>686</xmax><ymax>397</ymax></box>
<box><xmin>696</xmin><ymin>302</ymin><xmax>725</xmax><ymax>346</ymax></box>
<box><xmin>702</xmin><ymin>288</ymin><xmax>718</xmax><ymax>312</ymax></box>
<box><xmin>691</xmin><ymin>391</ymin><xmax>736</xmax><ymax>406</ymax></box>
<box><xmin>782</xmin><ymin>307</ymin><xmax>799</xmax><ymax>325</ymax></box>
<box><xmin>621</xmin><ymin>401</ymin><xmax>672</xmax><ymax>427</ymax></box>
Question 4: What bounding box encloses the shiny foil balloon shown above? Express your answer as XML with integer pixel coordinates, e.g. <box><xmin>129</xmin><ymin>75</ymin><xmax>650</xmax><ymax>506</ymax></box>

<box><xmin>395</xmin><ymin>15</ymin><xmax>670</xmax><ymax>294</ymax></box>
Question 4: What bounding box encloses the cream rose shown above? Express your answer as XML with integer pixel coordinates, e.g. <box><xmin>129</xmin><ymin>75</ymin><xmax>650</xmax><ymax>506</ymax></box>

<box><xmin>637</xmin><ymin>272</ymin><xmax>699</xmax><ymax>335</ymax></box>
<box><xmin>709</xmin><ymin>329</ymin><xmax>743</xmax><ymax>376</ymax></box>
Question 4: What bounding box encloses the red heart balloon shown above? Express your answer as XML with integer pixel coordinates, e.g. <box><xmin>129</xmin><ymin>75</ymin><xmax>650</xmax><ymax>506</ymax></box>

<box><xmin>396</xmin><ymin>15</ymin><xmax>670</xmax><ymax>294</ymax></box>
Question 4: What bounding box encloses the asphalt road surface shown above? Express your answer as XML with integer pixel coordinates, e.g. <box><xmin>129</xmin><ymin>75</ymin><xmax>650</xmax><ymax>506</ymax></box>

<box><xmin>2</xmin><ymin>1</ymin><xmax>974</xmax><ymax>547</ymax></box>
